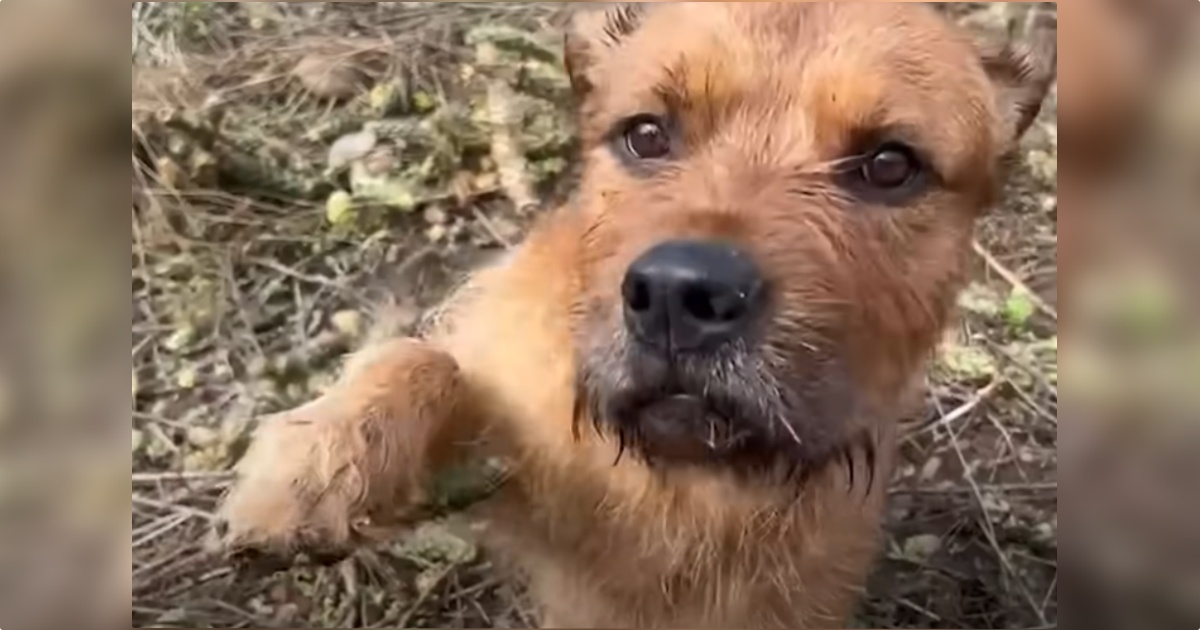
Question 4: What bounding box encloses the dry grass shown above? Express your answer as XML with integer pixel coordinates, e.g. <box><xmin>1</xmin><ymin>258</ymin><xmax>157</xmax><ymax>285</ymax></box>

<box><xmin>130</xmin><ymin>4</ymin><xmax>1058</xmax><ymax>628</ymax></box>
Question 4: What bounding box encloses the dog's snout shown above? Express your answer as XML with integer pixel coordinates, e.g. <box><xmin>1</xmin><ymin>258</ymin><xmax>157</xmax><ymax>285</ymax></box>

<box><xmin>622</xmin><ymin>240</ymin><xmax>764</xmax><ymax>353</ymax></box>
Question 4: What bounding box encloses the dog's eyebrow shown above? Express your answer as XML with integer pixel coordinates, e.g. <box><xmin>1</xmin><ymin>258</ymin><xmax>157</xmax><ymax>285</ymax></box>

<box><xmin>652</xmin><ymin>54</ymin><xmax>744</xmax><ymax>122</ymax></box>
<box><xmin>653</xmin><ymin>63</ymin><xmax>689</xmax><ymax>112</ymax></box>
<box><xmin>846</xmin><ymin>121</ymin><xmax>929</xmax><ymax>155</ymax></box>
<box><xmin>601</xmin><ymin>3</ymin><xmax>647</xmax><ymax>47</ymax></box>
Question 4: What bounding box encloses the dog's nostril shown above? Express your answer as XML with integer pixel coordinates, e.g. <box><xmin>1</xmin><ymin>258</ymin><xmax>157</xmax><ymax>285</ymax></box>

<box><xmin>625</xmin><ymin>276</ymin><xmax>652</xmax><ymax>313</ymax></box>
<box><xmin>681</xmin><ymin>285</ymin><xmax>716</xmax><ymax>321</ymax></box>
<box><xmin>707</xmin><ymin>287</ymin><xmax>750</xmax><ymax>324</ymax></box>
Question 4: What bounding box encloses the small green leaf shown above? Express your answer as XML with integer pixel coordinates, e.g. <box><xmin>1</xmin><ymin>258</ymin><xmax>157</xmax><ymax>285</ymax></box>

<box><xmin>325</xmin><ymin>190</ymin><xmax>356</xmax><ymax>226</ymax></box>
<box><xmin>1004</xmin><ymin>289</ymin><xmax>1036</xmax><ymax>329</ymax></box>
<box><xmin>411</xmin><ymin>90</ymin><xmax>437</xmax><ymax>114</ymax></box>
<box><xmin>368</xmin><ymin>82</ymin><xmax>404</xmax><ymax>116</ymax></box>
<box><xmin>937</xmin><ymin>343</ymin><xmax>998</xmax><ymax>382</ymax></box>
<box><xmin>385</xmin><ymin>185</ymin><xmax>417</xmax><ymax>212</ymax></box>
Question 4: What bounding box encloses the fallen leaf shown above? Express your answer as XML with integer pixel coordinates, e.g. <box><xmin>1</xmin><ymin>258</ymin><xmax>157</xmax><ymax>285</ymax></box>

<box><xmin>163</xmin><ymin>325</ymin><xmax>196</xmax><ymax>353</ymax></box>
<box><xmin>327</xmin><ymin>129</ymin><xmax>378</xmax><ymax>172</ymax></box>
<box><xmin>293</xmin><ymin>53</ymin><xmax>367</xmax><ymax>100</ymax></box>
<box><xmin>186</xmin><ymin>426</ymin><xmax>219</xmax><ymax>449</ymax></box>
<box><xmin>330</xmin><ymin>310</ymin><xmax>363</xmax><ymax>339</ymax></box>
<box><xmin>423</xmin><ymin>205</ymin><xmax>448</xmax><ymax>225</ymax></box>
<box><xmin>176</xmin><ymin>366</ymin><xmax>198</xmax><ymax>389</ymax></box>
<box><xmin>325</xmin><ymin>190</ymin><xmax>356</xmax><ymax>227</ymax></box>
<box><xmin>920</xmin><ymin>456</ymin><xmax>943</xmax><ymax>482</ymax></box>
<box><xmin>902</xmin><ymin>534</ymin><xmax>942</xmax><ymax>563</ymax></box>
<box><xmin>1026</xmin><ymin>149</ymin><xmax>1057</xmax><ymax>184</ymax></box>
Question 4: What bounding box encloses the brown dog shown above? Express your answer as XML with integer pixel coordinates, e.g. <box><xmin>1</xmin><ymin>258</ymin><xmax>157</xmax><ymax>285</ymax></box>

<box><xmin>217</xmin><ymin>4</ymin><xmax>1056</xmax><ymax>628</ymax></box>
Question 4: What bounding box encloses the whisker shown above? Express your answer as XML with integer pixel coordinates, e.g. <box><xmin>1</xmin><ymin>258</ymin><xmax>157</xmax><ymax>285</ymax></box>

<box><xmin>591</xmin><ymin>402</ymin><xmax>606</xmax><ymax>439</ymax></box>
<box><xmin>571</xmin><ymin>384</ymin><xmax>587</xmax><ymax>442</ymax></box>
<box><xmin>863</xmin><ymin>435</ymin><xmax>878</xmax><ymax>499</ymax></box>
<box><xmin>844</xmin><ymin>447</ymin><xmax>856</xmax><ymax>493</ymax></box>
<box><xmin>796</xmin><ymin>338</ymin><xmax>819</xmax><ymax>354</ymax></box>
<box><xmin>792</xmin><ymin>153</ymin><xmax>868</xmax><ymax>177</ymax></box>
<box><xmin>613</xmin><ymin>430</ymin><xmax>628</xmax><ymax>466</ymax></box>
<box><xmin>777</xmin><ymin>415</ymin><xmax>804</xmax><ymax>447</ymax></box>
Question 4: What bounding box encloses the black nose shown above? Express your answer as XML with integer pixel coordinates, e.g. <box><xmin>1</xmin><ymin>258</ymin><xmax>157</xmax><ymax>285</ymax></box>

<box><xmin>622</xmin><ymin>240</ymin><xmax>765</xmax><ymax>354</ymax></box>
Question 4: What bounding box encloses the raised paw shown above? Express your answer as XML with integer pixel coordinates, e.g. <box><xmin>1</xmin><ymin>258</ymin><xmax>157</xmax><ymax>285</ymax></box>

<box><xmin>212</xmin><ymin>338</ymin><xmax>463</xmax><ymax>567</ymax></box>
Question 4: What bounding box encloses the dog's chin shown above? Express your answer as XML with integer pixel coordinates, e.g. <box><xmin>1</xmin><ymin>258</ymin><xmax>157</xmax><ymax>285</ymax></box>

<box><xmin>610</xmin><ymin>391</ymin><xmax>752</xmax><ymax>466</ymax></box>
<box><xmin>575</xmin><ymin>331</ymin><xmax>871</xmax><ymax>483</ymax></box>
<box><xmin>588</xmin><ymin>379</ymin><xmax>843</xmax><ymax>482</ymax></box>
<box><xmin>577</xmin><ymin>352</ymin><xmax>805</xmax><ymax>477</ymax></box>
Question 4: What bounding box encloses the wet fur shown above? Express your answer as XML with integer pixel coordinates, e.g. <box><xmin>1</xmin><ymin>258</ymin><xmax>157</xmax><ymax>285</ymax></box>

<box><xmin>217</xmin><ymin>4</ymin><xmax>1055</xmax><ymax>628</ymax></box>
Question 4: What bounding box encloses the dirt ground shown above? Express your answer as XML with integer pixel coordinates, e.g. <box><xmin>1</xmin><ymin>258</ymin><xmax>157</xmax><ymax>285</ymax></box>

<box><xmin>131</xmin><ymin>3</ymin><xmax>1058</xmax><ymax>628</ymax></box>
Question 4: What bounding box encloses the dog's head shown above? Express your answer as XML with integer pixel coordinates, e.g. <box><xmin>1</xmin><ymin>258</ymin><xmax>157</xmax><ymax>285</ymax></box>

<box><xmin>565</xmin><ymin>3</ymin><xmax>1055</xmax><ymax>479</ymax></box>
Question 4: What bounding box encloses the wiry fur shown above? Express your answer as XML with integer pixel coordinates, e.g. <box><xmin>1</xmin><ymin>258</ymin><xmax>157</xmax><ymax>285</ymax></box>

<box><xmin>216</xmin><ymin>4</ymin><xmax>1055</xmax><ymax>628</ymax></box>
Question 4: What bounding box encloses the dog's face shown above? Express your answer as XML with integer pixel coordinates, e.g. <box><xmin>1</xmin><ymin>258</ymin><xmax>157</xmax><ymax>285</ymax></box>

<box><xmin>566</xmin><ymin>4</ymin><xmax>1055</xmax><ymax>478</ymax></box>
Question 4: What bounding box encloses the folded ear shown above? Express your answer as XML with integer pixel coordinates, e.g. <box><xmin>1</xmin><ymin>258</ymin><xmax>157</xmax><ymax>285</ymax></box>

<box><xmin>977</xmin><ymin>8</ymin><xmax>1058</xmax><ymax>145</ymax></box>
<box><xmin>563</xmin><ymin>3</ymin><xmax>648</xmax><ymax>98</ymax></box>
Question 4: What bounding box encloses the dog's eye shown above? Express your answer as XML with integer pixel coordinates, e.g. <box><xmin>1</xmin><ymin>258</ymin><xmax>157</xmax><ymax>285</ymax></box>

<box><xmin>861</xmin><ymin>143</ymin><xmax>920</xmax><ymax>189</ymax></box>
<box><xmin>623</xmin><ymin>116</ymin><xmax>671</xmax><ymax>160</ymax></box>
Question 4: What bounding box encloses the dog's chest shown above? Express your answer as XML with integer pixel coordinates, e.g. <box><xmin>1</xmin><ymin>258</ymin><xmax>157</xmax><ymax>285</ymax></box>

<box><xmin>481</xmin><ymin>466</ymin><xmax>872</xmax><ymax>629</ymax></box>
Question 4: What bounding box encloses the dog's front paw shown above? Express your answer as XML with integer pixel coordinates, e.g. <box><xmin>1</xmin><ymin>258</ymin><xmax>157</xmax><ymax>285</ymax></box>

<box><xmin>212</xmin><ymin>339</ymin><xmax>464</xmax><ymax>569</ymax></box>
<box><xmin>212</xmin><ymin>400</ymin><xmax>373</xmax><ymax>567</ymax></box>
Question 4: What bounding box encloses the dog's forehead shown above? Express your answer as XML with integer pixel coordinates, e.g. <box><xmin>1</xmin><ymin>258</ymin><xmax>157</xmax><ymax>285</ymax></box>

<box><xmin>597</xmin><ymin>3</ymin><xmax>997</xmax><ymax>177</ymax></box>
<box><xmin>657</xmin><ymin>4</ymin><xmax>979</xmax><ymax>101</ymax></box>
<box><xmin>633</xmin><ymin>3</ymin><xmax>967</xmax><ymax>70</ymax></box>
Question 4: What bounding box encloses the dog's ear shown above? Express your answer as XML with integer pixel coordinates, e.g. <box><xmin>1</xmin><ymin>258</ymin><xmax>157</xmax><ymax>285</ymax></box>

<box><xmin>563</xmin><ymin>3</ymin><xmax>648</xmax><ymax>98</ymax></box>
<box><xmin>977</xmin><ymin>8</ymin><xmax>1057</xmax><ymax>145</ymax></box>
